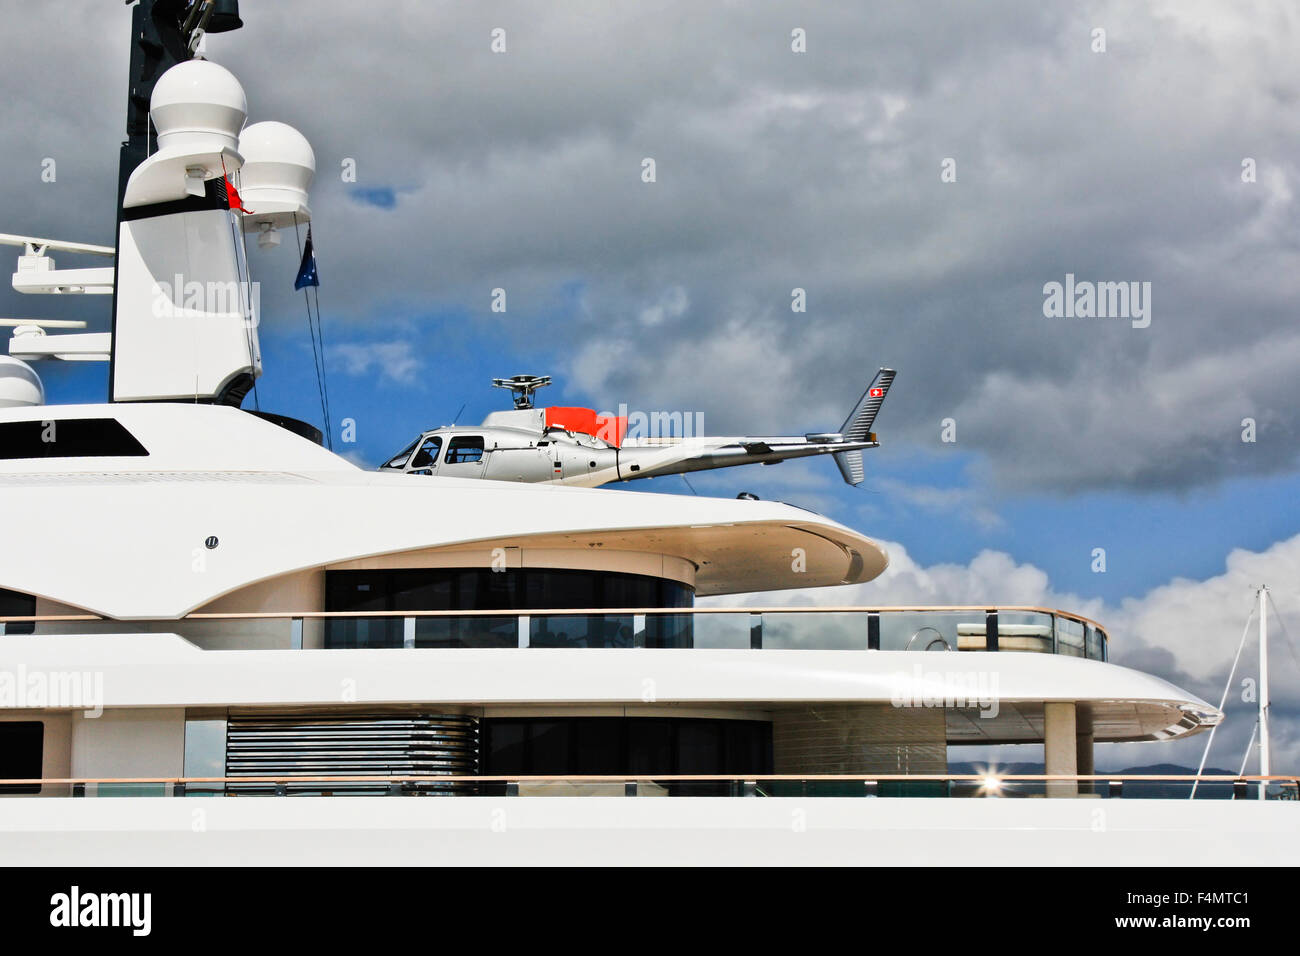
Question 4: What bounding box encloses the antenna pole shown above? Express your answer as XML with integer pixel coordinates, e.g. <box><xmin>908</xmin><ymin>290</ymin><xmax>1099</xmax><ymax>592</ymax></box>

<box><xmin>1258</xmin><ymin>585</ymin><xmax>1270</xmax><ymax>800</ymax></box>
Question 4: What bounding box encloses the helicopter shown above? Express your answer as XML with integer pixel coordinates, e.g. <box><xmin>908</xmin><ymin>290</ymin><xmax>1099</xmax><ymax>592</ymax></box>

<box><xmin>379</xmin><ymin>369</ymin><xmax>895</xmax><ymax>489</ymax></box>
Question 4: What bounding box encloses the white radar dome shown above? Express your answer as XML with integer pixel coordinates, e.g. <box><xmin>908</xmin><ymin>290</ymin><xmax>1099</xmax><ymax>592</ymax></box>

<box><xmin>238</xmin><ymin>121</ymin><xmax>315</xmax><ymax>227</ymax></box>
<box><xmin>0</xmin><ymin>356</ymin><xmax>44</xmax><ymax>408</ymax></box>
<box><xmin>150</xmin><ymin>60</ymin><xmax>248</xmax><ymax>154</ymax></box>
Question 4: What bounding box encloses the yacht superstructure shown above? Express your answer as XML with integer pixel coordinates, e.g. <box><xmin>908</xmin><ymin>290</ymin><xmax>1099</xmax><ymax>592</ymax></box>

<box><xmin>0</xmin><ymin>0</ymin><xmax>1294</xmax><ymax>866</ymax></box>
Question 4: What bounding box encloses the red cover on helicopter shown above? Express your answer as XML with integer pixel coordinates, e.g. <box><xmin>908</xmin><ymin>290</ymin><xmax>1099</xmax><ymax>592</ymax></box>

<box><xmin>544</xmin><ymin>407</ymin><xmax>627</xmax><ymax>448</ymax></box>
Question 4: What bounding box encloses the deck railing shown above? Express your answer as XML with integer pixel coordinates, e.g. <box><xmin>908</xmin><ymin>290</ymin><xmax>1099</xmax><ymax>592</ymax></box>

<box><xmin>1</xmin><ymin>773</ymin><xmax>1295</xmax><ymax>800</ymax></box>
<box><xmin>0</xmin><ymin>605</ymin><xmax>1110</xmax><ymax>658</ymax></box>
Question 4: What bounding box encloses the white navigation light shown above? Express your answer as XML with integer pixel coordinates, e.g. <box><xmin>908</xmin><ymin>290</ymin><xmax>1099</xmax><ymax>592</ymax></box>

<box><xmin>0</xmin><ymin>356</ymin><xmax>44</xmax><ymax>408</ymax></box>
<box><xmin>150</xmin><ymin>59</ymin><xmax>248</xmax><ymax>154</ymax></box>
<box><xmin>238</xmin><ymin>121</ymin><xmax>315</xmax><ymax>241</ymax></box>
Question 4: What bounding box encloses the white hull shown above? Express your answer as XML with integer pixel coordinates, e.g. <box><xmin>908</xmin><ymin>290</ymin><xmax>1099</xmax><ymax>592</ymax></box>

<box><xmin>2</xmin><ymin>797</ymin><xmax>1294</xmax><ymax>866</ymax></box>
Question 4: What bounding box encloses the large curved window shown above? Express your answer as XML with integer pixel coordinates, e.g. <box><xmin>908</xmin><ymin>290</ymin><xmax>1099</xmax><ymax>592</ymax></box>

<box><xmin>324</xmin><ymin>568</ymin><xmax>694</xmax><ymax>648</ymax></box>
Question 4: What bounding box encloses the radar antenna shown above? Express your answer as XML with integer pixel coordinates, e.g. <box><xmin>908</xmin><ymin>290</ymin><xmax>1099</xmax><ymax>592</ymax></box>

<box><xmin>492</xmin><ymin>374</ymin><xmax>551</xmax><ymax>409</ymax></box>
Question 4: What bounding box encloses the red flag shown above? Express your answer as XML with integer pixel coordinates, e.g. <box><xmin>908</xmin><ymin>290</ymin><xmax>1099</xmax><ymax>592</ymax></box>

<box><xmin>869</xmin><ymin>387</ymin><xmax>884</xmax><ymax>398</ymax></box>
<box><xmin>224</xmin><ymin>175</ymin><xmax>252</xmax><ymax>214</ymax></box>
<box><xmin>219</xmin><ymin>156</ymin><xmax>252</xmax><ymax>214</ymax></box>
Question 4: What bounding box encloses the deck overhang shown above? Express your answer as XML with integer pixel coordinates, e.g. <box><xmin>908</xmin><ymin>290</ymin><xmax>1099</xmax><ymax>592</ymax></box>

<box><xmin>0</xmin><ymin>634</ymin><xmax>1218</xmax><ymax>743</ymax></box>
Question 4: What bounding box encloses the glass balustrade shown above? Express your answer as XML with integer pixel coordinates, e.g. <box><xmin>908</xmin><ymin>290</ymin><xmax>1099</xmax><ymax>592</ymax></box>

<box><xmin>5</xmin><ymin>606</ymin><xmax>1108</xmax><ymax>658</ymax></box>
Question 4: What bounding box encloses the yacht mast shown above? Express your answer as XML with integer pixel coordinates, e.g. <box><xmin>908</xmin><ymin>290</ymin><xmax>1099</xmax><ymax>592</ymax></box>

<box><xmin>110</xmin><ymin>0</ymin><xmax>243</xmax><ymax>402</ymax></box>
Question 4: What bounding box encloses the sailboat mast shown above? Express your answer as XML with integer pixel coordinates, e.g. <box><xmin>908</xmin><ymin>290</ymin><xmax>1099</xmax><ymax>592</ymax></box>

<box><xmin>1259</xmin><ymin>585</ymin><xmax>1270</xmax><ymax>800</ymax></box>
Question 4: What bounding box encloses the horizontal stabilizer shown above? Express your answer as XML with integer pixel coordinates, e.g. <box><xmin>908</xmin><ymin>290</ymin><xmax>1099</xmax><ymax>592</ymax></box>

<box><xmin>835</xmin><ymin>448</ymin><xmax>865</xmax><ymax>485</ymax></box>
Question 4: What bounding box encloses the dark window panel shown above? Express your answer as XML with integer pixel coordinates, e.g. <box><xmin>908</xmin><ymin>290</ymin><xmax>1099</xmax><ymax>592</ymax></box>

<box><xmin>0</xmin><ymin>721</ymin><xmax>43</xmax><ymax>794</ymax></box>
<box><xmin>0</xmin><ymin>419</ymin><xmax>148</xmax><ymax>459</ymax></box>
<box><xmin>323</xmin><ymin>569</ymin><xmax>694</xmax><ymax>649</ymax></box>
<box><xmin>480</xmin><ymin>717</ymin><xmax>771</xmax><ymax>787</ymax></box>
<box><xmin>0</xmin><ymin>588</ymin><xmax>35</xmax><ymax>636</ymax></box>
<box><xmin>627</xmin><ymin>719</ymin><xmax>674</xmax><ymax>774</ymax></box>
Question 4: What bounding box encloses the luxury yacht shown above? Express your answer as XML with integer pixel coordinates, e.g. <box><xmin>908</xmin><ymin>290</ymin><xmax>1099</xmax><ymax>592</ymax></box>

<box><xmin>0</xmin><ymin>0</ymin><xmax>1293</xmax><ymax>865</ymax></box>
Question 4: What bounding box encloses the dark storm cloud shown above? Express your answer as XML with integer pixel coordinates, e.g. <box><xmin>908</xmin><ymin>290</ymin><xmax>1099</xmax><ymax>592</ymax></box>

<box><xmin>2</xmin><ymin>1</ymin><xmax>1298</xmax><ymax>494</ymax></box>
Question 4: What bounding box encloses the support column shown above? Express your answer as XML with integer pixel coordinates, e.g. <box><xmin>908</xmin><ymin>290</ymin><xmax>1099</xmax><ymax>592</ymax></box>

<box><xmin>1076</xmin><ymin>727</ymin><xmax>1094</xmax><ymax>795</ymax></box>
<box><xmin>1043</xmin><ymin>702</ymin><xmax>1077</xmax><ymax>797</ymax></box>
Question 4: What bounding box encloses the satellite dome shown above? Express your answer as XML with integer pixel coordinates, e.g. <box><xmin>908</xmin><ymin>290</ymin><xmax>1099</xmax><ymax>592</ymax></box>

<box><xmin>150</xmin><ymin>60</ymin><xmax>248</xmax><ymax>153</ymax></box>
<box><xmin>240</xmin><ymin>121</ymin><xmax>315</xmax><ymax>172</ymax></box>
<box><xmin>0</xmin><ymin>356</ymin><xmax>44</xmax><ymax>409</ymax></box>
<box><xmin>238</xmin><ymin>121</ymin><xmax>315</xmax><ymax>228</ymax></box>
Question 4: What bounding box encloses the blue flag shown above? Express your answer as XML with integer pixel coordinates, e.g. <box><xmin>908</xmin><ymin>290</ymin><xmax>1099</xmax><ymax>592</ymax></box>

<box><xmin>294</xmin><ymin>228</ymin><xmax>319</xmax><ymax>290</ymax></box>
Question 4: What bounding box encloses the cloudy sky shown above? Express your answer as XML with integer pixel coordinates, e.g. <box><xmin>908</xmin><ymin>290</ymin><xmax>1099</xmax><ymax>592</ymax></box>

<box><xmin>4</xmin><ymin>0</ymin><xmax>1299</xmax><ymax>771</ymax></box>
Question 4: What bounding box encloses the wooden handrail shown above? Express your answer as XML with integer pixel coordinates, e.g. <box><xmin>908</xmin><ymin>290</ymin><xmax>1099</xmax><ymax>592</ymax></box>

<box><xmin>5</xmin><ymin>773</ymin><xmax>1295</xmax><ymax>785</ymax></box>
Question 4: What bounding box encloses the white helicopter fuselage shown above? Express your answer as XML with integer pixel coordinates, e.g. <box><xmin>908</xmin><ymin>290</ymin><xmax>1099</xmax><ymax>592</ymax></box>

<box><xmin>381</xmin><ymin>372</ymin><xmax>894</xmax><ymax>488</ymax></box>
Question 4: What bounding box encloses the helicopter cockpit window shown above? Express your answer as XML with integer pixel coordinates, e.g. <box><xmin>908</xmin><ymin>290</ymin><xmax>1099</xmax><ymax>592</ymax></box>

<box><xmin>445</xmin><ymin>436</ymin><xmax>485</xmax><ymax>464</ymax></box>
<box><xmin>410</xmin><ymin>436</ymin><xmax>443</xmax><ymax>470</ymax></box>
<box><xmin>381</xmin><ymin>438</ymin><xmax>419</xmax><ymax>470</ymax></box>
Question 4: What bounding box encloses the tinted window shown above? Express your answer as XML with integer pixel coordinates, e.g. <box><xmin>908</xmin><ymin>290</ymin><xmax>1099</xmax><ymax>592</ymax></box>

<box><xmin>323</xmin><ymin>568</ymin><xmax>694</xmax><ymax>648</ymax></box>
<box><xmin>321</xmin><ymin>575</ymin><xmax>402</xmax><ymax>648</ymax></box>
<box><xmin>326</xmin><ymin>568</ymin><xmax>692</xmax><ymax>613</ymax></box>
<box><xmin>1057</xmin><ymin>617</ymin><xmax>1086</xmax><ymax>658</ymax></box>
<box><xmin>409</xmin><ymin>436</ymin><xmax>443</xmax><ymax>469</ymax></box>
<box><xmin>0</xmin><ymin>588</ymin><xmax>35</xmax><ymax>636</ymax></box>
<box><xmin>0</xmin><ymin>721</ymin><xmax>43</xmax><ymax>794</ymax></box>
<box><xmin>445</xmin><ymin>436</ymin><xmax>484</xmax><ymax>464</ymax></box>
<box><xmin>482</xmin><ymin>717</ymin><xmax>772</xmax><ymax>795</ymax></box>
<box><xmin>0</xmin><ymin>419</ymin><xmax>147</xmax><ymax>459</ymax></box>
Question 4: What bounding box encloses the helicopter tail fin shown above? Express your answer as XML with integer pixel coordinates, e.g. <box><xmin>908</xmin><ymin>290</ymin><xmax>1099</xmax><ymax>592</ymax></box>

<box><xmin>834</xmin><ymin>368</ymin><xmax>895</xmax><ymax>486</ymax></box>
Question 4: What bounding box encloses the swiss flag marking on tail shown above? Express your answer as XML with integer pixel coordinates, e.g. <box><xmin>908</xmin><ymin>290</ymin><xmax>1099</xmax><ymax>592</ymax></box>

<box><xmin>869</xmin><ymin>387</ymin><xmax>885</xmax><ymax>398</ymax></box>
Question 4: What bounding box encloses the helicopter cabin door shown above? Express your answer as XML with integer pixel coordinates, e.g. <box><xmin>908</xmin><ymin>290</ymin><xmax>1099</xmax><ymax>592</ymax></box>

<box><xmin>439</xmin><ymin>435</ymin><xmax>488</xmax><ymax>479</ymax></box>
<box><xmin>406</xmin><ymin>436</ymin><xmax>442</xmax><ymax>475</ymax></box>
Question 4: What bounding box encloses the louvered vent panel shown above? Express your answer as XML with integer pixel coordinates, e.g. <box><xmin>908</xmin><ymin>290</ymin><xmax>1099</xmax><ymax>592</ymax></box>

<box><xmin>225</xmin><ymin>713</ymin><xmax>479</xmax><ymax>793</ymax></box>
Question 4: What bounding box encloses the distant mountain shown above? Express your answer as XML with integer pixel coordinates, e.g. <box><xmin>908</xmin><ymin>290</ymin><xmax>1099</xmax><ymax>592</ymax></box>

<box><xmin>948</xmin><ymin>761</ymin><xmax>1244</xmax><ymax>799</ymax></box>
